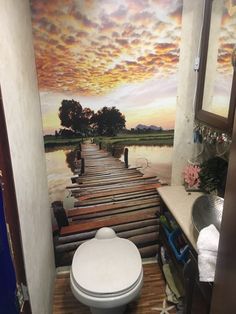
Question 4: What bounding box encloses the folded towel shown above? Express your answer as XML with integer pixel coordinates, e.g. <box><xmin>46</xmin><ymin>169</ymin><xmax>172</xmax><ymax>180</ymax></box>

<box><xmin>197</xmin><ymin>224</ymin><xmax>220</xmax><ymax>282</ymax></box>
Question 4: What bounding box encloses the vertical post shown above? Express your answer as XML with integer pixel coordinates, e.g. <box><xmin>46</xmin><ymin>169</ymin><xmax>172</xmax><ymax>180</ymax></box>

<box><xmin>71</xmin><ymin>176</ymin><xmax>77</xmax><ymax>184</ymax></box>
<box><xmin>78</xmin><ymin>143</ymin><xmax>82</xmax><ymax>151</ymax></box>
<box><xmin>76</xmin><ymin>150</ymin><xmax>81</xmax><ymax>160</ymax></box>
<box><xmin>52</xmin><ymin>201</ymin><xmax>69</xmax><ymax>230</ymax></box>
<box><xmin>112</xmin><ymin>146</ymin><xmax>116</xmax><ymax>157</ymax></box>
<box><xmin>99</xmin><ymin>142</ymin><xmax>102</xmax><ymax>150</ymax></box>
<box><xmin>80</xmin><ymin>157</ymin><xmax>85</xmax><ymax>175</ymax></box>
<box><xmin>124</xmin><ymin>148</ymin><xmax>128</xmax><ymax>168</ymax></box>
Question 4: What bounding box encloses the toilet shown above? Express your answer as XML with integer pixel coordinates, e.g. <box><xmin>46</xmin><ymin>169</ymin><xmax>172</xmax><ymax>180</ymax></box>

<box><xmin>70</xmin><ymin>227</ymin><xmax>143</xmax><ymax>314</ymax></box>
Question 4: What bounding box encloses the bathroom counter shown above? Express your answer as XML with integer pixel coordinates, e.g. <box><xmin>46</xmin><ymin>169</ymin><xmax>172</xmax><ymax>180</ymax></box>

<box><xmin>157</xmin><ymin>186</ymin><xmax>212</xmax><ymax>313</ymax></box>
<box><xmin>157</xmin><ymin>185</ymin><xmax>203</xmax><ymax>252</ymax></box>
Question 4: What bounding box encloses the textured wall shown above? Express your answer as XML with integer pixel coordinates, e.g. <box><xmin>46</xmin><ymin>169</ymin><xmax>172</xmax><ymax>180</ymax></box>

<box><xmin>171</xmin><ymin>0</ymin><xmax>205</xmax><ymax>185</ymax></box>
<box><xmin>0</xmin><ymin>1</ymin><xmax>55</xmax><ymax>313</ymax></box>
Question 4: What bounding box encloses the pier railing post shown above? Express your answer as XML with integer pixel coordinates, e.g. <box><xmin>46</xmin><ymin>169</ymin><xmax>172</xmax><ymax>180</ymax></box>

<box><xmin>80</xmin><ymin>157</ymin><xmax>85</xmax><ymax>175</ymax></box>
<box><xmin>76</xmin><ymin>150</ymin><xmax>81</xmax><ymax>160</ymax></box>
<box><xmin>124</xmin><ymin>147</ymin><xmax>128</xmax><ymax>168</ymax></box>
<box><xmin>99</xmin><ymin>142</ymin><xmax>102</xmax><ymax>150</ymax></box>
<box><xmin>52</xmin><ymin>201</ymin><xmax>69</xmax><ymax>230</ymax></box>
<box><xmin>112</xmin><ymin>146</ymin><xmax>115</xmax><ymax>157</ymax></box>
<box><xmin>78</xmin><ymin>143</ymin><xmax>82</xmax><ymax>151</ymax></box>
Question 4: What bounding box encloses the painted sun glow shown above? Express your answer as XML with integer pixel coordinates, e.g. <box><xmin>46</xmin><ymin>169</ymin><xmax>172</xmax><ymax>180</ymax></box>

<box><xmin>31</xmin><ymin>0</ymin><xmax>183</xmax><ymax>134</ymax></box>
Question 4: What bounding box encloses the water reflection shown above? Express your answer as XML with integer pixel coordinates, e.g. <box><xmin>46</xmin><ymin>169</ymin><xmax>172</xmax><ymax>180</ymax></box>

<box><xmin>65</xmin><ymin>149</ymin><xmax>77</xmax><ymax>173</ymax></box>
<box><xmin>45</xmin><ymin>146</ymin><xmax>76</xmax><ymax>202</ymax></box>
<box><xmin>119</xmin><ymin>145</ymin><xmax>173</xmax><ymax>184</ymax></box>
<box><xmin>45</xmin><ymin>144</ymin><xmax>173</xmax><ymax>203</ymax></box>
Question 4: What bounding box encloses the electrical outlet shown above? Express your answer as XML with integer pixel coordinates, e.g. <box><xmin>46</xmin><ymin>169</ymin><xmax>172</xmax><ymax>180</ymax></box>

<box><xmin>194</xmin><ymin>56</ymin><xmax>200</xmax><ymax>71</ymax></box>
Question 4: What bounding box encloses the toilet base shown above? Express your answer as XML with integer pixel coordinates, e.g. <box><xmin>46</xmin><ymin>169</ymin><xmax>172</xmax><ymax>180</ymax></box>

<box><xmin>90</xmin><ymin>305</ymin><xmax>126</xmax><ymax>314</ymax></box>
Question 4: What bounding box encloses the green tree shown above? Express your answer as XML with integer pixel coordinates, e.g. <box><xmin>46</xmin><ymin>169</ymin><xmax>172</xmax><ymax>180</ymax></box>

<box><xmin>58</xmin><ymin>99</ymin><xmax>83</xmax><ymax>133</ymax></box>
<box><xmin>58</xmin><ymin>100</ymin><xmax>94</xmax><ymax>135</ymax></box>
<box><xmin>93</xmin><ymin>106</ymin><xmax>126</xmax><ymax>136</ymax></box>
<box><xmin>81</xmin><ymin>107</ymin><xmax>95</xmax><ymax>136</ymax></box>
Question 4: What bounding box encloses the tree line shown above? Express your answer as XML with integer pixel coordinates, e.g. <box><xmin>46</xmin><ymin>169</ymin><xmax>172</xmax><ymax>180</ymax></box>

<box><xmin>57</xmin><ymin>99</ymin><xmax>126</xmax><ymax>137</ymax></box>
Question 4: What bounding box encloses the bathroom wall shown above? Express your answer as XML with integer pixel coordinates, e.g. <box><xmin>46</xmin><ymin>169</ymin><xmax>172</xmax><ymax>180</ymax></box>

<box><xmin>31</xmin><ymin>0</ymin><xmax>183</xmax><ymax>134</ymax></box>
<box><xmin>0</xmin><ymin>1</ymin><xmax>55</xmax><ymax>313</ymax></box>
<box><xmin>30</xmin><ymin>0</ymin><xmax>183</xmax><ymax>203</ymax></box>
<box><xmin>172</xmin><ymin>0</ymin><xmax>236</xmax><ymax>185</ymax></box>
<box><xmin>171</xmin><ymin>0</ymin><xmax>205</xmax><ymax>185</ymax></box>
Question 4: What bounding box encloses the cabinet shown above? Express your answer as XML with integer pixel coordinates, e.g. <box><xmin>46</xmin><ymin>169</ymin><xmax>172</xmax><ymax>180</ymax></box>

<box><xmin>158</xmin><ymin>197</ymin><xmax>212</xmax><ymax>314</ymax></box>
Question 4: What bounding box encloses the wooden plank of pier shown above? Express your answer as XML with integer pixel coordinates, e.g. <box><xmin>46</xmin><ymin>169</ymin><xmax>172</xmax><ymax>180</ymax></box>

<box><xmin>69</xmin><ymin>182</ymin><xmax>160</xmax><ymax>196</ymax></box>
<box><xmin>60</xmin><ymin>208</ymin><xmax>158</xmax><ymax>236</ymax></box>
<box><xmin>67</xmin><ymin>197</ymin><xmax>160</xmax><ymax>218</ymax></box>
<box><xmin>55</xmin><ymin>143</ymin><xmax>162</xmax><ymax>265</ymax></box>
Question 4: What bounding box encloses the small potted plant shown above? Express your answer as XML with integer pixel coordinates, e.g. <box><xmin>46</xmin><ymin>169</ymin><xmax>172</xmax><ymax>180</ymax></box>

<box><xmin>183</xmin><ymin>164</ymin><xmax>201</xmax><ymax>191</ymax></box>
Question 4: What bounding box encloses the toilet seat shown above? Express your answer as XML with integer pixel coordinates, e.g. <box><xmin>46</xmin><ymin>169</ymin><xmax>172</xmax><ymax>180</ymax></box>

<box><xmin>71</xmin><ymin>229</ymin><xmax>142</xmax><ymax>297</ymax></box>
<box><xmin>71</xmin><ymin>268</ymin><xmax>143</xmax><ymax>298</ymax></box>
<box><xmin>70</xmin><ymin>267</ymin><xmax>143</xmax><ymax>309</ymax></box>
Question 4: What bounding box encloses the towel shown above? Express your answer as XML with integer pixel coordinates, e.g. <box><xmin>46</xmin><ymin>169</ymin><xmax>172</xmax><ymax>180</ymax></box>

<box><xmin>162</xmin><ymin>264</ymin><xmax>184</xmax><ymax>299</ymax></box>
<box><xmin>197</xmin><ymin>224</ymin><xmax>220</xmax><ymax>282</ymax></box>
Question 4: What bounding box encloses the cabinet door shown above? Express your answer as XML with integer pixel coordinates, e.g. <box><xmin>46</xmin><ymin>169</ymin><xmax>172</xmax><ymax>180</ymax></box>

<box><xmin>186</xmin><ymin>252</ymin><xmax>212</xmax><ymax>314</ymax></box>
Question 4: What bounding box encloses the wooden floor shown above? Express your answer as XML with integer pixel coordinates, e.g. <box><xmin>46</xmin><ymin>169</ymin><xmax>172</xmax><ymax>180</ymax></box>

<box><xmin>55</xmin><ymin>143</ymin><xmax>162</xmax><ymax>266</ymax></box>
<box><xmin>53</xmin><ymin>262</ymin><xmax>176</xmax><ymax>314</ymax></box>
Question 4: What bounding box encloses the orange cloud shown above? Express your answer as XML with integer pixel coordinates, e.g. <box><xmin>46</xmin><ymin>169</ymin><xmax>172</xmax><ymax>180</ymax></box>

<box><xmin>31</xmin><ymin>0</ymin><xmax>183</xmax><ymax>95</ymax></box>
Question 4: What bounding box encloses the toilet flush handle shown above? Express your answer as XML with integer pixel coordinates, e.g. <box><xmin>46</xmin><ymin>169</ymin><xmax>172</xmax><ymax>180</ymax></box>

<box><xmin>95</xmin><ymin>227</ymin><xmax>117</xmax><ymax>239</ymax></box>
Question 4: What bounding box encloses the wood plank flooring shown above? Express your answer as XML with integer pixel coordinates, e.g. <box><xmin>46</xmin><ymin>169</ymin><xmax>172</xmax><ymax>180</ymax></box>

<box><xmin>55</xmin><ymin>143</ymin><xmax>162</xmax><ymax>266</ymax></box>
<box><xmin>53</xmin><ymin>263</ymin><xmax>176</xmax><ymax>314</ymax></box>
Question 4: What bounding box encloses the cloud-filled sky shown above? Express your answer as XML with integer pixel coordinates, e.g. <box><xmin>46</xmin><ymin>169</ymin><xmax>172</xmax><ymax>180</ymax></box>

<box><xmin>31</xmin><ymin>0</ymin><xmax>183</xmax><ymax>134</ymax></box>
<box><xmin>208</xmin><ymin>1</ymin><xmax>236</xmax><ymax>117</ymax></box>
<box><xmin>218</xmin><ymin>2</ymin><xmax>236</xmax><ymax>75</ymax></box>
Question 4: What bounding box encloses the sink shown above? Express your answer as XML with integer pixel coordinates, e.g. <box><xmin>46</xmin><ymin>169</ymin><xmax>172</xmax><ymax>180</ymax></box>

<box><xmin>192</xmin><ymin>195</ymin><xmax>224</xmax><ymax>232</ymax></box>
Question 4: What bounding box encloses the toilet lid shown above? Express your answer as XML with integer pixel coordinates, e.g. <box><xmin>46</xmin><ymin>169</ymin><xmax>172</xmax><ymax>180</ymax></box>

<box><xmin>71</xmin><ymin>236</ymin><xmax>142</xmax><ymax>296</ymax></box>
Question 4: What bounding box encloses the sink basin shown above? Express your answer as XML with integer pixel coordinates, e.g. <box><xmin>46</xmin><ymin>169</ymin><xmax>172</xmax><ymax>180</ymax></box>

<box><xmin>192</xmin><ymin>195</ymin><xmax>224</xmax><ymax>232</ymax></box>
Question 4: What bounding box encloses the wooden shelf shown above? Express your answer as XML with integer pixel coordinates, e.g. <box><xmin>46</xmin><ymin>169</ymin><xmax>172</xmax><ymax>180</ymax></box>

<box><xmin>159</xmin><ymin>225</ymin><xmax>185</xmax><ymax>286</ymax></box>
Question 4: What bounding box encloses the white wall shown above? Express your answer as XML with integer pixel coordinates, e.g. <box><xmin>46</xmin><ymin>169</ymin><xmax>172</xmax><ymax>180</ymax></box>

<box><xmin>0</xmin><ymin>1</ymin><xmax>55</xmax><ymax>313</ymax></box>
<box><xmin>171</xmin><ymin>0</ymin><xmax>205</xmax><ymax>185</ymax></box>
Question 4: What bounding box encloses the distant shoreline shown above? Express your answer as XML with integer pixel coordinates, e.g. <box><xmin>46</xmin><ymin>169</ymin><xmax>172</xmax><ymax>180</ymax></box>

<box><xmin>44</xmin><ymin>131</ymin><xmax>174</xmax><ymax>148</ymax></box>
<box><xmin>44</xmin><ymin>137</ymin><xmax>82</xmax><ymax>148</ymax></box>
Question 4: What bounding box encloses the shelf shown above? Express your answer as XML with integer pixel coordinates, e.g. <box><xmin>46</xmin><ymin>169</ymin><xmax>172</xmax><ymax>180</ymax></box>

<box><xmin>158</xmin><ymin>193</ymin><xmax>213</xmax><ymax>314</ymax></box>
<box><xmin>159</xmin><ymin>225</ymin><xmax>185</xmax><ymax>286</ymax></box>
<box><xmin>163</xmin><ymin>225</ymin><xmax>189</xmax><ymax>263</ymax></box>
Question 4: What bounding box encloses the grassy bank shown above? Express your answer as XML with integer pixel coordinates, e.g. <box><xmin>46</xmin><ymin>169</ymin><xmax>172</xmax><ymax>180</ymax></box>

<box><xmin>44</xmin><ymin>131</ymin><xmax>174</xmax><ymax>149</ymax></box>
<box><xmin>44</xmin><ymin>135</ymin><xmax>82</xmax><ymax>148</ymax></box>
<box><xmin>93</xmin><ymin>131</ymin><xmax>174</xmax><ymax>149</ymax></box>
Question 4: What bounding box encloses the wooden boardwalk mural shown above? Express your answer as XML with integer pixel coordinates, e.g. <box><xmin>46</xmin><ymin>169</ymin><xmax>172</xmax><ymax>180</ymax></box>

<box><xmin>53</xmin><ymin>143</ymin><xmax>162</xmax><ymax>266</ymax></box>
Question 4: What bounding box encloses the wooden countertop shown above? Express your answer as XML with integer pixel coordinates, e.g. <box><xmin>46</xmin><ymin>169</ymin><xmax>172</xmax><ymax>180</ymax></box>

<box><xmin>157</xmin><ymin>185</ymin><xmax>203</xmax><ymax>251</ymax></box>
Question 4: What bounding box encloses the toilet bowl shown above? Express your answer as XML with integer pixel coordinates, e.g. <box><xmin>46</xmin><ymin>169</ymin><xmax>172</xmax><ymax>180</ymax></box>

<box><xmin>70</xmin><ymin>227</ymin><xmax>143</xmax><ymax>314</ymax></box>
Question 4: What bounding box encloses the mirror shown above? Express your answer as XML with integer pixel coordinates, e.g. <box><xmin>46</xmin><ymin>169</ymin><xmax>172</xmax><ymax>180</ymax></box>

<box><xmin>195</xmin><ymin>0</ymin><xmax>236</xmax><ymax>133</ymax></box>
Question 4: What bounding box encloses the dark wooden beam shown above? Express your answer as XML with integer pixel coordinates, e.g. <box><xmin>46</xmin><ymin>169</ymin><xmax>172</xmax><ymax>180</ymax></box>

<box><xmin>210</xmin><ymin>111</ymin><xmax>236</xmax><ymax>313</ymax></box>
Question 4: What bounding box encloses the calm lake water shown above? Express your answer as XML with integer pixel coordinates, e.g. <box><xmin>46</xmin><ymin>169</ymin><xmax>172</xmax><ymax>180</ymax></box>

<box><xmin>45</xmin><ymin>144</ymin><xmax>173</xmax><ymax>203</ymax></box>
<box><xmin>45</xmin><ymin>146</ymin><xmax>76</xmax><ymax>203</ymax></box>
<box><xmin>119</xmin><ymin>145</ymin><xmax>173</xmax><ymax>183</ymax></box>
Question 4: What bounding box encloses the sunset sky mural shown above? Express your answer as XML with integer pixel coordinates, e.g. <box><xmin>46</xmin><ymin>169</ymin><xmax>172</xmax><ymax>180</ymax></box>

<box><xmin>31</xmin><ymin>0</ymin><xmax>183</xmax><ymax>134</ymax></box>
<box><xmin>209</xmin><ymin>0</ymin><xmax>236</xmax><ymax>117</ymax></box>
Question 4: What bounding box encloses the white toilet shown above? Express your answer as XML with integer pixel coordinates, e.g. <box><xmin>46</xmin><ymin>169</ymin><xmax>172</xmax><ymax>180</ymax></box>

<box><xmin>70</xmin><ymin>227</ymin><xmax>143</xmax><ymax>314</ymax></box>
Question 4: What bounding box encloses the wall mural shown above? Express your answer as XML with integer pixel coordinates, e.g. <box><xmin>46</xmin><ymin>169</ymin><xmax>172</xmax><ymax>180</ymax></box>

<box><xmin>202</xmin><ymin>0</ymin><xmax>236</xmax><ymax>118</ymax></box>
<box><xmin>215</xmin><ymin>0</ymin><xmax>236</xmax><ymax>117</ymax></box>
<box><xmin>30</xmin><ymin>0</ymin><xmax>183</xmax><ymax>204</ymax></box>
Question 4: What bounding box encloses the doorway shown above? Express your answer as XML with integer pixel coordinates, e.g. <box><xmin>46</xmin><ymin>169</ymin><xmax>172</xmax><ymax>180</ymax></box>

<box><xmin>0</xmin><ymin>88</ymin><xmax>31</xmax><ymax>313</ymax></box>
